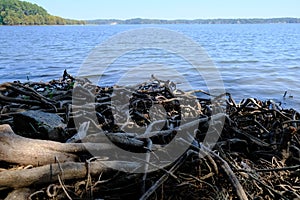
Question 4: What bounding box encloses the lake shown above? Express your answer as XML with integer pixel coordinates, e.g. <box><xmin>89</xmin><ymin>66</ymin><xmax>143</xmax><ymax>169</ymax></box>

<box><xmin>0</xmin><ymin>24</ymin><xmax>299</xmax><ymax>110</ymax></box>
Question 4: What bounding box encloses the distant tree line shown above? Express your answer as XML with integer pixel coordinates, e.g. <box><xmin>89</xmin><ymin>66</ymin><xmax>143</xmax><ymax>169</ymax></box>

<box><xmin>87</xmin><ymin>17</ymin><xmax>300</xmax><ymax>25</ymax></box>
<box><xmin>2</xmin><ymin>0</ymin><xmax>299</xmax><ymax>26</ymax></box>
<box><xmin>0</xmin><ymin>0</ymin><xmax>85</xmax><ymax>25</ymax></box>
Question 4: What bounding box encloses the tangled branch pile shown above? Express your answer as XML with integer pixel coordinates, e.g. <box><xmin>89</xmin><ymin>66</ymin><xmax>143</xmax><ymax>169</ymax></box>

<box><xmin>0</xmin><ymin>71</ymin><xmax>299</xmax><ymax>200</ymax></box>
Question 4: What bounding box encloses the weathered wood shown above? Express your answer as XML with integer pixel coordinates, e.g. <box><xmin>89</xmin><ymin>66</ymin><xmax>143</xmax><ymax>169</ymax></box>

<box><xmin>1</xmin><ymin>72</ymin><xmax>300</xmax><ymax>199</ymax></box>
<box><xmin>0</xmin><ymin>124</ymin><xmax>114</xmax><ymax>166</ymax></box>
<box><xmin>0</xmin><ymin>160</ymin><xmax>140</xmax><ymax>190</ymax></box>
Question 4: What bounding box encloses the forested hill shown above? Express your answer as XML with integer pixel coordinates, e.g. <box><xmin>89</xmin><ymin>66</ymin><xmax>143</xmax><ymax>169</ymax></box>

<box><xmin>0</xmin><ymin>0</ymin><xmax>85</xmax><ymax>25</ymax></box>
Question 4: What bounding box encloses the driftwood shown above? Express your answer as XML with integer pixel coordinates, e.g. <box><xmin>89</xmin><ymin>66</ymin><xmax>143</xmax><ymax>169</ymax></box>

<box><xmin>0</xmin><ymin>160</ymin><xmax>140</xmax><ymax>190</ymax></box>
<box><xmin>0</xmin><ymin>71</ymin><xmax>299</xmax><ymax>199</ymax></box>
<box><xmin>0</xmin><ymin>124</ymin><xmax>114</xmax><ymax>166</ymax></box>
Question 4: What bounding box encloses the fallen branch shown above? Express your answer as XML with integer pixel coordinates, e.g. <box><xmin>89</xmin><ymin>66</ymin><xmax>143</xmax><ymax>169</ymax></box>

<box><xmin>0</xmin><ymin>160</ymin><xmax>140</xmax><ymax>190</ymax></box>
<box><xmin>0</xmin><ymin>124</ymin><xmax>114</xmax><ymax>166</ymax></box>
<box><xmin>139</xmin><ymin>150</ymin><xmax>192</xmax><ymax>200</ymax></box>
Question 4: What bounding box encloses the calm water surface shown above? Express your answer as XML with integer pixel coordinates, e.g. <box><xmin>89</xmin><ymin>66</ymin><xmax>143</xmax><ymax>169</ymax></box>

<box><xmin>0</xmin><ymin>24</ymin><xmax>299</xmax><ymax>110</ymax></box>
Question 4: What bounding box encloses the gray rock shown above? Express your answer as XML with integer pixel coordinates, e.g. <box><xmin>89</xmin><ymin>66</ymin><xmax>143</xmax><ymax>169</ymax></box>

<box><xmin>13</xmin><ymin>110</ymin><xmax>66</xmax><ymax>141</ymax></box>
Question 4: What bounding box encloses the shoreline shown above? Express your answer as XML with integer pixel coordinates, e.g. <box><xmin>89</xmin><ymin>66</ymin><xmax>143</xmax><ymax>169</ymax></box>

<box><xmin>0</xmin><ymin>71</ymin><xmax>299</xmax><ymax>199</ymax></box>
<box><xmin>1</xmin><ymin>18</ymin><xmax>300</xmax><ymax>26</ymax></box>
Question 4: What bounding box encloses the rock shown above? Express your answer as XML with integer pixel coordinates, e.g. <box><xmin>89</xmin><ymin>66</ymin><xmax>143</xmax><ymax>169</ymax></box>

<box><xmin>4</xmin><ymin>188</ymin><xmax>32</xmax><ymax>200</ymax></box>
<box><xmin>13</xmin><ymin>110</ymin><xmax>66</xmax><ymax>141</ymax></box>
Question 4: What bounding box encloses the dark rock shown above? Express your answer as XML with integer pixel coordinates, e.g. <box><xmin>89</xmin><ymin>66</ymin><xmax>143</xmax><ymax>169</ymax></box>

<box><xmin>13</xmin><ymin>110</ymin><xmax>66</xmax><ymax>141</ymax></box>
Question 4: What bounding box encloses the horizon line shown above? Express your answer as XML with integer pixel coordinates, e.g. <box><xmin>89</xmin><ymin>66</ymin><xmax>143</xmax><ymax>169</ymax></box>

<box><xmin>84</xmin><ymin>17</ymin><xmax>300</xmax><ymax>21</ymax></box>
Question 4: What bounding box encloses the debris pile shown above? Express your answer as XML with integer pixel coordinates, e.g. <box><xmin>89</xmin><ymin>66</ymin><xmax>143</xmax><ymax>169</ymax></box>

<box><xmin>0</xmin><ymin>71</ymin><xmax>299</xmax><ymax>200</ymax></box>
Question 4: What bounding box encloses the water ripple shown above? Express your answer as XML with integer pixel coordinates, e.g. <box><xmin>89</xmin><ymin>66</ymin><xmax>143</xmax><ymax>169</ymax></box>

<box><xmin>0</xmin><ymin>24</ymin><xmax>299</xmax><ymax>111</ymax></box>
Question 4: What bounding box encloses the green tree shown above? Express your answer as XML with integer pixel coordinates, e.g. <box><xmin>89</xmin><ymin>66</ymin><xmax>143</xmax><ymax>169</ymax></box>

<box><xmin>0</xmin><ymin>0</ymin><xmax>86</xmax><ymax>25</ymax></box>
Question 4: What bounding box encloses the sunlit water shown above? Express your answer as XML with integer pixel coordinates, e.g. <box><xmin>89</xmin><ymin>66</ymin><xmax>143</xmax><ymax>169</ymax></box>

<box><xmin>0</xmin><ymin>24</ymin><xmax>299</xmax><ymax>110</ymax></box>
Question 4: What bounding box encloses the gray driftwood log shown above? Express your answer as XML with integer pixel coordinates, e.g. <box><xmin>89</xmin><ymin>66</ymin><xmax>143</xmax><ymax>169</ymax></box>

<box><xmin>0</xmin><ymin>160</ymin><xmax>140</xmax><ymax>190</ymax></box>
<box><xmin>0</xmin><ymin>124</ymin><xmax>114</xmax><ymax>166</ymax></box>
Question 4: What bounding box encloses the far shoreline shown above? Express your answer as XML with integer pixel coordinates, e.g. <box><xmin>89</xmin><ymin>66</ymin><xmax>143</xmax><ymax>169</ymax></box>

<box><xmin>1</xmin><ymin>22</ymin><xmax>300</xmax><ymax>27</ymax></box>
<box><xmin>1</xmin><ymin>18</ymin><xmax>300</xmax><ymax>26</ymax></box>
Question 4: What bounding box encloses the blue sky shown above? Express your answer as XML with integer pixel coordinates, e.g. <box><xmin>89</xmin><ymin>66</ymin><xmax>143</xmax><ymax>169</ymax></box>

<box><xmin>26</xmin><ymin>0</ymin><xmax>300</xmax><ymax>20</ymax></box>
